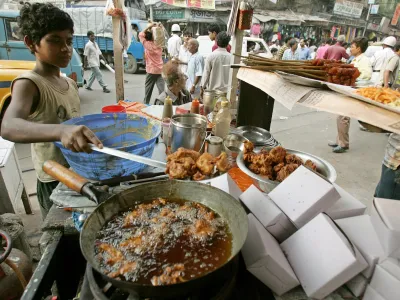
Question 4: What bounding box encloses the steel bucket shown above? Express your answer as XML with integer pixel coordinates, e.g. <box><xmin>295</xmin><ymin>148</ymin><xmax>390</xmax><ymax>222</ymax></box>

<box><xmin>170</xmin><ymin>114</ymin><xmax>207</xmax><ymax>153</ymax></box>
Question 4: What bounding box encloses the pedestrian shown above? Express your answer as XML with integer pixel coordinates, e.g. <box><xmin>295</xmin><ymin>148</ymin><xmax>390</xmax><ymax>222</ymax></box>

<box><xmin>323</xmin><ymin>35</ymin><xmax>350</xmax><ymax>61</ymax></box>
<box><xmin>328</xmin><ymin>37</ymin><xmax>372</xmax><ymax>154</ymax></box>
<box><xmin>277</xmin><ymin>36</ymin><xmax>293</xmax><ymax>60</ymax></box>
<box><xmin>316</xmin><ymin>38</ymin><xmax>332</xmax><ymax>59</ymax></box>
<box><xmin>273</xmin><ymin>39</ymin><xmax>281</xmax><ymax>51</ymax></box>
<box><xmin>1</xmin><ymin>3</ymin><xmax>103</xmax><ymax>219</ymax></box>
<box><xmin>201</xmin><ymin>31</ymin><xmax>232</xmax><ymax>94</ymax></box>
<box><xmin>131</xmin><ymin>24</ymin><xmax>139</xmax><ymax>41</ymax></box>
<box><xmin>375</xmin><ymin>133</ymin><xmax>400</xmax><ymax>200</ymax></box>
<box><xmin>207</xmin><ymin>23</ymin><xmax>232</xmax><ymax>53</ymax></box>
<box><xmin>282</xmin><ymin>39</ymin><xmax>299</xmax><ymax>60</ymax></box>
<box><xmin>371</xmin><ymin>36</ymin><xmax>397</xmax><ymax>84</ymax></box>
<box><xmin>139</xmin><ymin>23</ymin><xmax>164</xmax><ymax>104</ymax></box>
<box><xmin>186</xmin><ymin>39</ymin><xmax>204</xmax><ymax>100</ymax></box>
<box><xmin>168</xmin><ymin>24</ymin><xmax>182</xmax><ymax>59</ymax></box>
<box><xmin>84</xmin><ymin>31</ymin><xmax>111</xmax><ymax>93</ymax></box>
<box><xmin>270</xmin><ymin>47</ymin><xmax>279</xmax><ymax>60</ymax></box>
<box><xmin>380</xmin><ymin>41</ymin><xmax>400</xmax><ymax>88</ymax></box>
<box><xmin>297</xmin><ymin>39</ymin><xmax>310</xmax><ymax>60</ymax></box>
<box><xmin>155</xmin><ymin>61</ymin><xmax>191</xmax><ymax>106</ymax></box>
<box><xmin>176</xmin><ymin>31</ymin><xmax>192</xmax><ymax>74</ymax></box>
<box><xmin>309</xmin><ymin>45</ymin><xmax>317</xmax><ymax>60</ymax></box>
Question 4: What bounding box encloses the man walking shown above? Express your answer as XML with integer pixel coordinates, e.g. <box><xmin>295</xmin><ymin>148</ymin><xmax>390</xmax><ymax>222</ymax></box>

<box><xmin>139</xmin><ymin>23</ymin><xmax>164</xmax><ymax>104</ymax></box>
<box><xmin>168</xmin><ymin>24</ymin><xmax>182</xmax><ymax>59</ymax></box>
<box><xmin>207</xmin><ymin>23</ymin><xmax>231</xmax><ymax>53</ymax></box>
<box><xmin>282</xmin><ymin>40</ymin><xmax>299</xmax><ymax>60</ymax></box>
<box><xmin>323</xmin><ymin>35</ymin><xmax>349</xmax><ymax>61</ymax></box>
<box><xmin>84</xmin><ymin>31</ymin><xmax>110</xmax><ymax>93</ymax></box>
<box><xmin>316</xmin><ymin>38</ymin><xmax>332</xmax><ymax>59</ymax></box>
<box><xmin>201</xmin><ymin>32</ymin><xmax>232</xmax><ymax>94</ymax></box>
<box><xmin>277</xmin><ymin>37</ymin><xmax>293</xmax><ymax>60</ymax></box>
<box><xmin>186</xmin><ymin>39</ymin><xmax>204</xmax><ymax>99</ymax></box>
<box><xmin>379</xmin><ymin>39</ymin><xmax>399</xmax><ymax>88</ymax></box>
<box><xmin>371</xmin><ymin>36</ymin><xmax>396</xmax><ymax>84</ymax></box>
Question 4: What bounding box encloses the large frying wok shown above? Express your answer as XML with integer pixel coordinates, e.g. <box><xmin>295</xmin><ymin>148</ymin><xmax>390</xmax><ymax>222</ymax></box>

<box><xmin>43</xmin><ymin>161</ymin><xmax>248</xmax><ymax>299</ymax></box>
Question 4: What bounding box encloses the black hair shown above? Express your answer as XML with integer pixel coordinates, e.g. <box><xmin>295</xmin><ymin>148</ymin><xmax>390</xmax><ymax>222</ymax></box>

<box><xmin>87</xmin><ymin>31</ymin><xmax>94</xmax><ymax>37</ymax></box>
<box><xmin>326</xmin><ymin>38</ymin><xmax>333</xmax><ymax>45</ymax></box>
<box><xmin>394</xmin><ymin>42</ymin><xmax>400</xmax><ymax>52</ymax></box>
<box><xmin>271</xmin><ymin>47</ymin><xmax>278</xmax><ymax>54</ymax></box>
<box><xmin>284</xmin><ymin>36</ymin><xmax>292</xmax><ymax>43</ymax></box>
<box><xmin>145</xmin><ymin>31</ymin><xmax>153</xmax><ymax>41</ymax></box>
<box><xmin>216</xmin><ymin>31</ymin><xmax>230</xmax><ymax>48</ymax></box>
<box><xmin>208</xmin><ymin>23</ymin><xmax>221</xmax><ymax>34</ymax></box>
<box><xmin>288</xmin><ymin>39</ymin><xmax>297</xmax><ymax>48</ymax></box>
<box><xmin>183</xmin><ymin>31</ymin><xmax>192</xmax><ymax>37</ymax></box>
<box><xmin>351</xmin><ymin>37</ymin><xmax>368</xmax><ymax>53</ymax></box>
<box><xmin>18</xmin><ymin>2</ymin><xmax>74</xmax><ymax>46</ymax></box>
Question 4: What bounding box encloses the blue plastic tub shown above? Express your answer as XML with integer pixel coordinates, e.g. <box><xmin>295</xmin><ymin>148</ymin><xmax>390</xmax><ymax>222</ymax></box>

<box><xmin>55</xmin><ymin>113</ymin><xmax>161</xmax><ymax>180</ymax></box>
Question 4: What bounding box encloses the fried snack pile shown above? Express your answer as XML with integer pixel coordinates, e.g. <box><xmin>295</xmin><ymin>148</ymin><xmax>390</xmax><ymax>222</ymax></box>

<box><xmin>356</xmin><ymin>87</ymin><xmax>400</xmax><ymax>107</ymax></box>
<box><xmin>243</xmin><ymin>141</ymin><xmax>317</xmax><ymax>182</ymax></box>
<box><xmin>166</xmin><ymin>148</ymin><xmax>230</xmax><ymax>180</ymax></box>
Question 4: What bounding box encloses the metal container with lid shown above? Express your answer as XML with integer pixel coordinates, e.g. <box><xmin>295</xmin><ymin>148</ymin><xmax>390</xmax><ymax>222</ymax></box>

<box><xmin>170</xmin><ymin>114</ymin><xmax>207</xmax><ymax>153</ymax></box>
<box><xmin>207</xmin><ymin>136</ymin><xmax>223</xmax><ymax>157</ymax></box>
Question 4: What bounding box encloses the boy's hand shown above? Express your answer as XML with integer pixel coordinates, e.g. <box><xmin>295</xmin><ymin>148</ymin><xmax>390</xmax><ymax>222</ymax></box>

<box><xmin>61</xmin><ymin>125</ymin><xmax>103</xmax><ymax>153</ymax></box>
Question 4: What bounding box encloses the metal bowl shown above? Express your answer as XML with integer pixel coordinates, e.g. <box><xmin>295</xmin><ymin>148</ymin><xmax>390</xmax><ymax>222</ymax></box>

<box><xmin>236</xmin><ymin>149</ymin><xmax>337</xmax><ymax>193</ymax></box>
<box><xmin>236</xmin><ymin>126</ymin><xmax>273</xmax><ymax>146</ymax></box>
<box><xmin>223</xmin><ymin>133</ymin><xmax>249</xmax><ymax>166</ymax></box>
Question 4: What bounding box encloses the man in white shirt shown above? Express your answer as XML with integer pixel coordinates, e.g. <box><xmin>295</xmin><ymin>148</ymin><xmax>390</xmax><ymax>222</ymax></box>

<box><xmin>186</xmin><ymin>39</ymin><xmax>204</xmax><ymax>99</ymax></box>
<box><xmin>329</xmin><ymin>37</ymin><xmax>372</xmax><ymax>154</ymax></box>
<box><xmin>201</xmin><ymin>32</ymin><xmax>232</xmax><ymax>94</ymax></box>
<box><xmin>167</xmin><ymin>24</ymin><xmax>182</xmax><ymax>59</ymax></box>
<box><xmin>371</xmin><ymin>36</ymin><xmax>396</xmax><ymax>84</ymax></box>
<box><xmin>84</xmin><ymin>31</ymin><xmax>110</xmax><ymax>93</ymax></box>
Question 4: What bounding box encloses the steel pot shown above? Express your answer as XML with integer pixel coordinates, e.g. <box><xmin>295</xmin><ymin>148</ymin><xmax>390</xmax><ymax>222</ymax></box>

<box><xmin>170</xmin><ymin>114</ymin><xmax>207</xmax><ymax>153</ymax></box>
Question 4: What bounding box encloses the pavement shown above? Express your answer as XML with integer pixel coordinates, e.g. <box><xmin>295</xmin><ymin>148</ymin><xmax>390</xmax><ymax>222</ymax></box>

<box><xmin>15</xmin><ymin>68</ymin><xmax>388</xmax><ymax>273</ymax></box>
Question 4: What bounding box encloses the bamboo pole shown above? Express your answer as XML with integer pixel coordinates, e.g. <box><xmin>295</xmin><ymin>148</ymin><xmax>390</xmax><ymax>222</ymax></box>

<box><xmin>111</xmin><ymin>0</ymin><xmax>124</xmax><ymax>102</ymax></box>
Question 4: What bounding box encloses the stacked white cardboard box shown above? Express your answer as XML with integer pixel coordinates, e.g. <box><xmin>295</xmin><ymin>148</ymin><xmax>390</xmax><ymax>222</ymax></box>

<box><xmin>239</xmin><ymin>165</ymin><xmax>400</xmax><ymax>300</ymax></box>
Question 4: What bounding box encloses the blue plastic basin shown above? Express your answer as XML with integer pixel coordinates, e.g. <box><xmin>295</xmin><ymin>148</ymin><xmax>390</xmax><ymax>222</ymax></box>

<box><xmin>55</xmin><ymin>113</ymin><xmax>161</xmax><ymax>180</ymax></box>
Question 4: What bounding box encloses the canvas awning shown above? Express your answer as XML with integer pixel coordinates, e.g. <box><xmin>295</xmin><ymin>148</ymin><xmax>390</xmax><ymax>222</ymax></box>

<box><xmin>253</xmin><ymin>10</ymin><xmax>330</xmax><ymax>26</ymax></box>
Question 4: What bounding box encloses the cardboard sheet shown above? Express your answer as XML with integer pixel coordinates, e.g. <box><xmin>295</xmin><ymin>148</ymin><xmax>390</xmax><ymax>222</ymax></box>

<box><xmin>237</xmin><ymin>69</ymin><xmax>400</xmax><ymax>135</ymax></box>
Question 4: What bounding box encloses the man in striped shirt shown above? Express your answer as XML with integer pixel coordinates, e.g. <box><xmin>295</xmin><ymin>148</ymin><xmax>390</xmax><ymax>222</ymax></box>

<box><xmin>277</xmin><ymin>36</ymin><xmax>293</xmax><ymax>60</ymax></box>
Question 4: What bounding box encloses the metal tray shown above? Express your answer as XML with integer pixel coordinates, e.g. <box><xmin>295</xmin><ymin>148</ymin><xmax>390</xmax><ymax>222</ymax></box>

<box><xmin>275</xmin><ymin>71</ymin><xmax>327</xmax><ymax>88</ymax></box>
<box><xmin>235</xmin><ymin>126</ymin><xmax>273</xmax><ymax>146</ymax></box>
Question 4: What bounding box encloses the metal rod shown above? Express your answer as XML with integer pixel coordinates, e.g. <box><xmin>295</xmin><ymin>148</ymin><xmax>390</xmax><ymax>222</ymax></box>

<box><xmin>89</xmin><ymin>145</ymin><xmax>167</xmax><ymax>169</ymax></box>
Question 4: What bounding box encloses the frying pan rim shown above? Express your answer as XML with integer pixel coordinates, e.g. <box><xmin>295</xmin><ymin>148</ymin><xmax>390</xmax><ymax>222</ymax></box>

<box><xmin>79</xmin><ymin>179</ymin><xmax>248</xmax><ymax>289</ymax></box>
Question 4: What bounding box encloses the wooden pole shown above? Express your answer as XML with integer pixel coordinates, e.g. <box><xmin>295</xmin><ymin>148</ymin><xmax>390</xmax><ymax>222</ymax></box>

<box><xmin>112</xmin><ymin>0</ymin><xmax>124</xmax><ymax>102</ymax></box>
<box><xmin>227</xmin><ymin>28</ymin><xmax>243</xmax><ymax>110</ymax></box>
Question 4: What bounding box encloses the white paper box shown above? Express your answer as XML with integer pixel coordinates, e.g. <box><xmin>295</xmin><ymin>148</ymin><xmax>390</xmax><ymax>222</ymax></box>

<box><xmin>325</xmin><ymin>184</ymin><xmax>366</xmax><ymax>219</ymax></box>
<box><xmin>269</xmin><ymin>166</ymin><xmax>340</xmax><ymax>228</ymax></box>
<box><xmin>241</xmin><ymin>214</ymin><xmax>299</xmax><ymax>296</ymax></box>
<box><xmin>207</xmin><ymin>173</ymin><xmax>242</xmax><ymax>200</ymax></box>
<box><xmin>363</xmin><ymin>285</ymin><xmax>386</xmax><ymax>300</ymax></box>
<box><xmin>370</xmin><ymin>259</ymin><xmax>400</xmax><ymax>300</ymax></box>
<box><xmin>370</xmin><ymin>198</ymin><xmax>400</xmax><ymax>259</ymax></box>
<box><xmin>345</xmin><ymin>274</ymin><xmax>368</xmax><ymax>297</ymax></box>
<box><xmin>280</xmin><ymin>214</ymin><xmax>368</xmax><ymax>299</ymax></box>
<box><xmin>239</xmin><ymin>185</ymin><xmax>296</xmax><ymax>242</ymax></box>
<box><xmin>336</xmin><ymin>215</ymin><xmax>385</xmax><ymax>278</ymax></box>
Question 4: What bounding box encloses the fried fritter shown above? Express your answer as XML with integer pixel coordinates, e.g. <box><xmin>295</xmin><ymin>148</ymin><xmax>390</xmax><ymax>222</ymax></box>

<box><xmin>285</xmin><ymin>154</ymin><xmax>303</xmax><ymax>165</ymax></box>
<box><xmin>166</xmin><ymin>157</ymin><xmax>197</xmax><ymax>179</ymax></box>
<box><xmin>269</xmin><ymin>146</ymin><xmax>287</xmax><ymax>164</ymax></box>
<box><xmin>276</xmin><ymin>164</ymin><xmax>300</xmax><ymax>182</ymax></box>
<box><xmin>192</xmin><ymin>171</ymin><xmax>206</xmax><ymax>181</ymax></box>
<box><xmin>273</xmin><ymin>162</ymin><xmax>285</xmax><ymax>173</ymax></box>
<box><xmin>196</xmin><ymin>153</ymin><xmax>215</xmax><ymax>175</ymax></box>
<box><xmin>304</xmin><ymin>159</ymin><xmax>317</xmax><ymax>171</ymax></box>
<box><xmin>167</xmin><ymin>147</ymin><xmax>200</xmax><ymax>162</ymax></box>
<box><xmin>215</xmin><ymin>152</ymin><xmax>230</xmax><ymax>172</ymax></box>
<box><xmin>151</xmin><ymin>264</ymin><xmax>185</xmax><ymax>286</ymax></box>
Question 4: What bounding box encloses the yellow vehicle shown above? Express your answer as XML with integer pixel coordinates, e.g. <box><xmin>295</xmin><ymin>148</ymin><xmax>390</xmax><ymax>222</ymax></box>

<box><xmin>0</xmin><ymin>60</ymin><xmax>35</xmax><ymax>121</ymax></box>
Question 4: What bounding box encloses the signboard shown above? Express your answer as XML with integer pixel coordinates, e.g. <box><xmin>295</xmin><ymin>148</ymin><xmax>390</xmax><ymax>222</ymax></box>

<box><xmin>154</xmin><ymin>9</ymin><xmax>185</xmax><ymax>20</ymax></box>
<box><xmin>392</xmin><ymin>3</ymin><xmax>400</xmax><ymax>26</ymax></box>
<box><xmin>189</xmin><ymin>9</ymin><xmax>216</xmax><ymax>21</ymax></box>
<box><xmin>161</xmin><ymin>0</ymin><xmax>187</xmax><ymax>7</ymax></box>
<box><xmin>187</xmin><ymin>0</ymin><xmax>215</xmax><ymax>9</ymax></box>
<box><xmin>370</xmin><ymin>4</ymin><xmax>379</xmax><ymax>15</ymax></box>
<box><xmin>367</xmin><ymin>0</ymin><xmax>375</xmax><ymax>4</ymax></box>
<box><xmin>333</xmin><ymin>0</ymin><xmax>364</xmax><ymax>19</ymax></box>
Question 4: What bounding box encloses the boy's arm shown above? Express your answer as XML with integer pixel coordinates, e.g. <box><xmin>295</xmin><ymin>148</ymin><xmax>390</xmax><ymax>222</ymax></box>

<box><xmin>1</xmin><ymin>79</ymin><xmax>103</xmax><ymax>153</ymax></box>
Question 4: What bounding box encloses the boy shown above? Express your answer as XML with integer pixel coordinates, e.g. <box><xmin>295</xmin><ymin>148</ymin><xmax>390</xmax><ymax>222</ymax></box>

<box><xmin>1</xmin><ymin>3</ymin><xmax>103</xmax><ymax>219</ymax></box>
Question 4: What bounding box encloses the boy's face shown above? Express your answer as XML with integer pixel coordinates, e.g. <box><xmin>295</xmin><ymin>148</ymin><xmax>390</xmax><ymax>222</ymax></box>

<box><xmin>208</xmin><ymin>31</ymin><xmax>216</xmax><ymax>41</ymax></box>
<box><xmin>350</xmin><ymin>43</ymin><xmax>361</xmax><ymax>56</ymax></box>
<box><xmin>25</xmin><ymin>29</ymin><xmax>73</xmax><ymax>68</ymax></box>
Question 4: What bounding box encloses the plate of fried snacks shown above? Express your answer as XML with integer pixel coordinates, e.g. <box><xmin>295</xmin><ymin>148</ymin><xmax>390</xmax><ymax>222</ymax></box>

<box><xmin>327</xmin><ymin>84</ymin><xmax>400</xmax><ymax>114</ymax></box>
